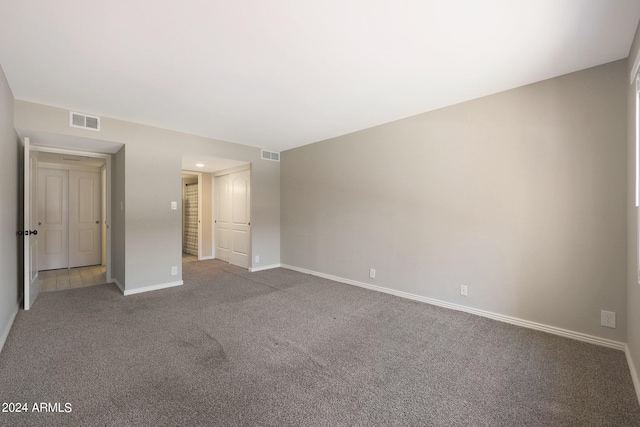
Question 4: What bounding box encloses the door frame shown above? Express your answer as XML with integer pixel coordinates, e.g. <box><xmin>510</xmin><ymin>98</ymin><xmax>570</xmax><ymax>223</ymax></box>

<box><xmin>30</xmin><ymin>145</ymin><xmax>113</xmax><ymax>282</ymax></box>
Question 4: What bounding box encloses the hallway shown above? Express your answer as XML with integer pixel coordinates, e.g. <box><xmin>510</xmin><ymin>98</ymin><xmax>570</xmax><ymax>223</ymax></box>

<box><xmin>38</xmin><ymin>266</ymin><xmax>107</xmax><ymax>293</ymax></box>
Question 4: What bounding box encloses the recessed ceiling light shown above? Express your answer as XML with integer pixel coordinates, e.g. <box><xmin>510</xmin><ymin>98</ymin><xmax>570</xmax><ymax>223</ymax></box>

<box><xmin>196</xmin><ymin>163</ymin><xmax>204</xmax><ymax>167</ymax></box>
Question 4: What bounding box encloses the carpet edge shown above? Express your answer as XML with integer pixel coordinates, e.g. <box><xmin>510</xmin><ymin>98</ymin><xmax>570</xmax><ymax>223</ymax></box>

<box><xmin>281</xmin><ymin>264</ymin><xmax>626</xmax><ymax>351</ymax></box>
<box><xmin>626</xmin><ymin>346</ymin><xmax>640</xmax><ymax>405</ymax></box>
<box><xmin>0</xmin><ymin>301</ymin><xmax>19</xmax><ymax>354</ymax></box>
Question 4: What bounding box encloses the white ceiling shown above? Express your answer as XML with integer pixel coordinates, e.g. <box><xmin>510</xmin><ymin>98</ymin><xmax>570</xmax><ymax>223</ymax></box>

<box><xmin>1</xmin><ymin>1</ymin><xmax>639</xmax><ymax>153</ymax></box>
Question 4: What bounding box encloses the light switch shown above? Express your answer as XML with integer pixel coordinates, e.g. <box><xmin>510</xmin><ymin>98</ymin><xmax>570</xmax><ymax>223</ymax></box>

<box><xmin>171</xmin><ymin>201</ymin><xmax>177</xmax><ymax>210</ymax></box>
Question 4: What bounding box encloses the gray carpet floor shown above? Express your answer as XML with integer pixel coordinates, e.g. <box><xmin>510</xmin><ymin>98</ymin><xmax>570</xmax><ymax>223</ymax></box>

<box><xmin>1</xmin><ymin>259</ymin><xmax>639</xmax><ymax>426</ymax></box>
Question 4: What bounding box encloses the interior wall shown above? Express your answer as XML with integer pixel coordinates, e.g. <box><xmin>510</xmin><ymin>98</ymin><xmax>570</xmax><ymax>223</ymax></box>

<box><xmin>201</xmin><ymin>172</ymin><xmax>213</xmax><ymax>259</ymax></box>
<box><xmin>627</xmin><ymin>20</ymin><xmax>640</xmax><ymax>391</ymax></box>
<box><xmin>282</xmin><ymin>60</ymin><xmax>628</xmax><ymax>342</ymax></box>
<box><xmin>0</xmin><ymin>65</ymin><xmax>19</xmax><ymax>351</ymax></box>
<box><xmin>112</xmin><ymin>145</ymin><xmax>125</xmax><ymax>288</ymax></box>
<box><xmin>14</xmin><ymin>102</ymin><xmax>280</xmax><ymax>292</ymax></box>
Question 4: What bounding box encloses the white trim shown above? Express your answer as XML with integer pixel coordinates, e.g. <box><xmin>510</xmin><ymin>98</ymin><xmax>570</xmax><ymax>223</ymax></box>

<box><xmin>636</xmin><ymin>75</ymin><xmax>639</xmax><ymax>208</ymax></box>
<box><xmin>625</xmin><ymin>345</ymin><xmax>640</xmax><ymax>405</ymax></box>
<box><xmin>123</xmin><ymin>280</ymin><xmax>183</xmax><ymax>296</ymax></box>
<box><xmin>249</xmin><ymin>263</ymin><xmax>281</xmax><ymax>272</ymax></box>
<box><xmin>0</xmin><ymin>303</ymin><xmax>20</xmax><ymax>354</ymax></box>
<box><xmin>281</xmin><ymin>264</ymin><xmax>626</xmax><ymax>351</ymax></box>
<box><xmin>198</xmin><ymin>255</ymin><xmax>216</xmax><ymax>261</ymax></box>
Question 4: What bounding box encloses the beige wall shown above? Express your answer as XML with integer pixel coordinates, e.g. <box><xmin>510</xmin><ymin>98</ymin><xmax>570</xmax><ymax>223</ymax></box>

<box><xmin>0</xmin><ymin>65</ymin><xmax>19</xmax><ymax>351</ymax></box>
<box><xmin>112</xmin><ymin>146</ymin><xmax>125</xmax><ymax>287</ymax></box>
<box><xmin>627</xmin><ymin>21</ymin><xmax>640</xmax><ymax>391</ymax></box>
<box><xmin>15</xmin><ymin>101</ymin><xmax>280</xmax><ymax>292</ymax></box>
<box><xmin>201</xmin><ymin>172</ymin><xmax>213</xmax><ymax>259</ymax></box>
<box><xmin>282</xmin><ymin>60</ymin><xmax>628</xmax><ymax>341</ymax></box>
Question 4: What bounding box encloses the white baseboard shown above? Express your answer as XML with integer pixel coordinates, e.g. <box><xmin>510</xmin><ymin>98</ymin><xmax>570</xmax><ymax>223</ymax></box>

<box><xmin>0</xmin><ymin>303</ymin><xmax>20</xmax><ymax>354</ymax></box>
<box><xmin>123</xmin><ymin>280</ymin><xmax>183</xmax><ymax>296</ymax></box>
<box><xmin>281</xmin><ymin>264</ymin><xmax>626</xmax><ymax>351</ymax></box>
<box><xmin>249</xmin><ymin>263</ymin><xmax>281</xmax><ymax>272</ymax></box>
<box><xmin>199</xmin><ymin>256</ymin><xmax>216</xmax><ymax>261</ymax></box>
<box><xmin>626</xmin><ymin>346</ymin><xmax>640</xmax><ymax>405</ymax></box>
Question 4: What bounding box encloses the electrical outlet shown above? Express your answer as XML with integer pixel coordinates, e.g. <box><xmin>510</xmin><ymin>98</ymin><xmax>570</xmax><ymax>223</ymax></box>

<box><xmin>601</xmin><ymin>310</ymin><xmax>616</xmax><ymax>328</ymax></box>
<box><xmin>255</xmin><ymin>255</ymin><xmax>260</xmax><ymax>263</ymax></box>
<box><xmin>171</xmin><ymin>266</ymin><xmax>178</xmax><ymax>276</ymax></box>
<box><xmin>171</xmin><ymin>201</ymin><xmax>177</xmax><ymax>210</ymax></box>
<box><xmin>369</xmin><ymin>268</ymin><xmax>376</xmax><ymax>279</ymax></box>
<box><xmin>460</xmin><ymin>285</ymin><xmax>468</xmax><ymax>297</ymax></box>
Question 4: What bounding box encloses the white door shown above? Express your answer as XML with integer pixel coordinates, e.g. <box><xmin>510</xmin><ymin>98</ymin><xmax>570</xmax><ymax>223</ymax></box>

<box><xmin>215</xmin><ymin>174</ymin><xmax>231</xmax><ymax>262</ymax></box>
<box><xmin>229</xmin><ymin>170</ymin><xmax>251</xmax><ymax>268</ymax></box>
<box><xmin>23</xmin><ymin>138</ymin><xmax>40</xmax><ymax>310</ymax></box>
<box><xmin>38</xmin><ymin>168</ymin><xmax>69</xmax><ymax>270</ymax></box>
<box><xmin>215</xmin><ymin>169</ymin><xmax>251</xmax><ymax>268</ymax></box>
<box><xmin>69</xmin><ymin>170</ymin><xmax>101</xmax><ymax>268</ymax></box>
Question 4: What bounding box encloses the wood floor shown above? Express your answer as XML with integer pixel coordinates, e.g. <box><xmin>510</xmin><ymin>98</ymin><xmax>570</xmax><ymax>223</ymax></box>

<box><xmin>38</xmin><ymin>265</ymin><xmax>107</xmax><ymax>293</ymax></box>
<box><xmin>182</xmin><ymin>252</ymin><xmax>199</xmax><ymax>263</ymax></box>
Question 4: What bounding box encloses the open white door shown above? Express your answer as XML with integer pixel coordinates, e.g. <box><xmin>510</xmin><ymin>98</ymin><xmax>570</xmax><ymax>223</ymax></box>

<box><xmin>24</xmin><ymin>137</ymin><xmax>40</xmax><ymax>310</ymax></box>
<box><xmin>229</xmin><ymin>170</ymin><xmax>251</xmax><ymax>268</ymax></box>
<box><xmin>215</xmin><ymin>169</ymin><xmax>251</xmax><ymax>268</ymax></box>
<box><xmin>69</xmin><ymin>170</ymin><xmax>101</xmax><ymax>268</ymax></box>
<box><xmin>215</xmin><ymin>175</ymin><xmax>231</xmax><ymax>262</ymax></box>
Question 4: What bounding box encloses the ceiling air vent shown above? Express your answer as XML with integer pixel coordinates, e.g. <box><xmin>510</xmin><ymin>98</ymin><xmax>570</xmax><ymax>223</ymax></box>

<box><xmin>69</xmin><ymin>111</ymin><xmax>100</xmax><ymax>131</ymax></box>
<box><xmin>261</xmin><ymin>149</ymin><xmax>280</xmax><ymax>162</ymax></box>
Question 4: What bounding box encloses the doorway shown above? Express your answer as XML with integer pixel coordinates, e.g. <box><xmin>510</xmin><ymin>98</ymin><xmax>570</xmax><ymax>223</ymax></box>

<box><xmin>23</xmin><ymin>142</ymin><xmax>113</xmax><ymax>308</ymax></box>
<box><xmin>38</xmin><ymin>163</ymin><xmax>103</xmax><ymax>269</ymax></box>
<box><xmin>36</xmin><ymin>152</ymin><xmax>106</xmax><ymax>292</ymax></box>
<box><xmin>181</xmin><ymin>155</ymin><xmax>251</xmax><ymax>270</ymax></box>
<box><xmin>182</xmin><ymin>172</ymin><xmax>201</xmax><ymax>262</ymax></box>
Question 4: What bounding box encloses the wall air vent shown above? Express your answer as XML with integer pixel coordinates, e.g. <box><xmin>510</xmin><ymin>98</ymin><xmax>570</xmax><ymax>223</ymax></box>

<box><xmin>261</xmin><ymin>149</ymin><xmax>280</xmax><ymax>162</ymax></box>
<box><xmin>69</xmin><ymin>111</ymin><xmax>100</xmax><ymax>131</ymax></box>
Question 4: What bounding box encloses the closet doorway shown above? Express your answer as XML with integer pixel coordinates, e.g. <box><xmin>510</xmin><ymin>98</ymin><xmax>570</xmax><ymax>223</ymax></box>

<box><xmin>182</xmin><ymin>155</ymin><xmax>250</xmax><ymax>268</ymax></box>
<box><xmin>35</xmin><ymin>150</ymin><xmax>108</xmax><ymax>293</ymax></box>
<box><xmin>38</xmin><ymin>152</ymin><xmax>105</xmax><ymax>268</ymax></box>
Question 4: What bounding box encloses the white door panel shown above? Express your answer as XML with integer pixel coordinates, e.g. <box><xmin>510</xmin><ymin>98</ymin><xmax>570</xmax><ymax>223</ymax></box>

<box><xmin>216</xmin><ymin>169</ymin><xmax>251</xmax><ymax>268</ymax></box>
<box><xmin>38</xmin><ymin>168</ymin><xmax>69</xmax><ymax>270</ymax></box>
<box><xmin>69</xmin><ymin>170</ymin><xmax>101</xmax><ymax>268</ymax></box>
<box><xmin>215</xmin><ymin>175</ymin><xmax>231</xmax><ymax>262</ymax></box>
<box><xmin>24</xmin><ymin>138</ymin><xmax>40</xmax><ymax>310</ymax></box>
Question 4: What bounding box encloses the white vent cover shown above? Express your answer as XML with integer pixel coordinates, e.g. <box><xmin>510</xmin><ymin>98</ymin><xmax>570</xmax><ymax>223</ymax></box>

<box><xmin>261</xmin><ymin>149</ymin><xmax>280</xmax><ymax>162</ymax></box>
<box><xmin>69</xmin><ymin>111</ymin><xmax>100</xmax><ymax>131</ymax></box>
